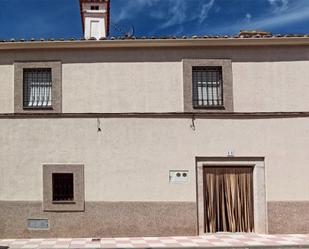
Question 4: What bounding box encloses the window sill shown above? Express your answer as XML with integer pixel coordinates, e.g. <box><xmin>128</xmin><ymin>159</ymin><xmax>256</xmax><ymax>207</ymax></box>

<box><xmin>23</xmin><ymin>106</ymin><xmax>53</xmax><ymax>110</ymax></box>
<box><xmin>52</xmin><ymin>201</ymin><xmax>76</xmax><ymax>205</ymax></box>
<box><xmin>193</xmin><ymin>105</ymin><xmax>225</xmax><ymax>110</ymax></box>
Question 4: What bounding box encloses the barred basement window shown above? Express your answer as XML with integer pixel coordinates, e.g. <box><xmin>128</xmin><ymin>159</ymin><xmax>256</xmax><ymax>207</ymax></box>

<box><xmin>23</xmin><ymin>68</ymin><xmax>52</xmax><ymax>108</ymax></box>
<box><xmin>52</xmin><ymin>173</ymin><xmax>74</xmax><ymax>202</ymax></box>
<box><xmin>192</xmin><ymin>66</ymin><xmax>223</xmax><ymax>108</ymax></box>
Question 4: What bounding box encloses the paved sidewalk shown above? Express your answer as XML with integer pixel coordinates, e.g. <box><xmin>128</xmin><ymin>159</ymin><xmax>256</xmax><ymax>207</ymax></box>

<box><xmin>1</xmin><ymin>234</ymin><xmax>309</xmax><ymax>248</ymax></box>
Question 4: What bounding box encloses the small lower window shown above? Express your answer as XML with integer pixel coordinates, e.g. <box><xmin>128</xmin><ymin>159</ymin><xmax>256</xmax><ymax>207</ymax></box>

<box><xmin>52</xmin><ymin>173</ymin><xmax>74</xmax><ymax>202</ymax></box>
<box><xmin>43</xmin><ymin>164</ymin><xmax>84</xmax><ymax>212</ymax></box>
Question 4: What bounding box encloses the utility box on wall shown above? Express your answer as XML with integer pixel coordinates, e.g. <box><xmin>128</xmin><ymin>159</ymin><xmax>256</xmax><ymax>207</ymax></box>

<box><xmin>169</xmin><ymin>170</ymin><xmax>189</xmax><ymax>183</ymax></box>
<box><xmin>27</xmin><ymin>219</ymin><xmax>49</xmax><ymax>230</ymax></box>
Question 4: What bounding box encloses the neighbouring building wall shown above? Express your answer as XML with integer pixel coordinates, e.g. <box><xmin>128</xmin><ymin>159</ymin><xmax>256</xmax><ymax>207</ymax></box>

<box><xmin>0</xmin><ymin>46</ymin><xmax>309</xmax><ymax>113</ymax></box>
<box><xmin>81</xmin><ymin>1</ymin><xmax>109</xmax><ymax>39</ymax></box>
<box><xmin>84</xmin><ymin>16</ymin><xmax>106</xmax><ymax>39</ymax></box>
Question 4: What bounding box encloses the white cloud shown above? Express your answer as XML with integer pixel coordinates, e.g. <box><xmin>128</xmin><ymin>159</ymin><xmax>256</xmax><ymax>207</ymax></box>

<box><xmin>161</xmin><ymin>1</ymin><xmax>187</xmax><ymax>28</ymax></box>
<box><xmin>112</xmin><ymin>0</ymin><xmax>217</xmax><ymax>30</ymax></box>
<box><xmin>161</xmin><ymin>0</ymin><xmax>216</xmax><ymax>28</ymax></box>
<box><xmin>268</xmin><ymin>0</ymin><xmax>289</xmax><ymax>13</ymax></box>
<box><xmin>111</xmin><ymin>0</ymin><xmax>309</xmax><ymax>36</ymax></box>
<box><xmin>113</xmin><ymin>0</ymin><xmax>161</xmax><ymax>22</ymax></box>
<box><xmin>245</xmin><ymin>13</ymin><xmax>252</xmax><ymax>22</ymax></box>
<box><xmin>210</xmin><ymin>1</ymin><xmax>309</xmax><ymax>34</ymax></box>
<box><xmin>199</xmin><ymin>0</ymin><xmax>215</xmax><ymax>23</ymax></box>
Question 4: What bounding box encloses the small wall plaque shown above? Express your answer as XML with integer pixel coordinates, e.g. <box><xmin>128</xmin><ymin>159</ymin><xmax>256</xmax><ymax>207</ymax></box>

<box><xmin>27</xmin><ymin>219</ymin><xmax>49</xmax><ymax>230</ymax></box>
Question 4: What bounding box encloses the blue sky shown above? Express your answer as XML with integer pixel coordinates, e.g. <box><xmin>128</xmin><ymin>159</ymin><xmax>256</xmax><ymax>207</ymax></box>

<box><xmin>0</xmin><ymin>0</ymin><xmax>308</xmax><ymax>39</ymax></box>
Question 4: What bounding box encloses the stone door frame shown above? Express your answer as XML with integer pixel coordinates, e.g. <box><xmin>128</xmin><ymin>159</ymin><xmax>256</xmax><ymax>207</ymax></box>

<box><xmin>196</xmin><ymin>157</ymin><xmax>267</xmax><ymax>234</ymax></box>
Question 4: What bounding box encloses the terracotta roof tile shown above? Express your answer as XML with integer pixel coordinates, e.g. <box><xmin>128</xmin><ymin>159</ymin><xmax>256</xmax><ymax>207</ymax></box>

<box><xmin>0</xmin><ymin>33</ymin><xmax>309</xmax><ymax>44</ymax></box>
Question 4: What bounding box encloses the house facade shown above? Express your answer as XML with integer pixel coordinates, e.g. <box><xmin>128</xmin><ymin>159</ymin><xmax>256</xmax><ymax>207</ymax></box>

<box><xmin>0</xmin><ymin>0</ymin><xmax>309</xmax><ymax>239</ymax></box>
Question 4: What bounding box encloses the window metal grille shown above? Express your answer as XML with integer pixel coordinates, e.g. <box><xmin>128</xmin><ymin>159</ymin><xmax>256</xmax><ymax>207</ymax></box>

<box><xmin>23</xmin><ymin>68</ymin><xmax>52</xmax><ymax>108</ymax></box>
<box><xmin>192</xmin><ymin>66</ymin><xmax>223</xmax><ymax>108</ymax></box>
<box><xmin>52</xmin><ymin>173</ymin><xmax>74</xmax><ymax>202</ymax></box>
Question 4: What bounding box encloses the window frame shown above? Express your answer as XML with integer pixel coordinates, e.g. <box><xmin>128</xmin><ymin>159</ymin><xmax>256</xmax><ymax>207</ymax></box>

<box><xmin>43</xmin><ymin>164</ymin><xmax>84</xmax><ymax>212</ymax></box>
<box><xmin>183</xmin><ymin>59</ymin><xmax>233</xmax><ymax>112</ymax></box>
<box><xmin>14</xmin><ymin>61</ymin><xmax>62</xmax><ymax>113</ymax></box>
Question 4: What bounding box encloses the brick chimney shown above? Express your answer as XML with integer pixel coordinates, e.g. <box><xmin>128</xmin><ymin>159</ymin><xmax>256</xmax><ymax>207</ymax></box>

<box><xmin>79</xmin><ymin>0</ymin><xmax>110</xmax><ymax>39</ymax></box>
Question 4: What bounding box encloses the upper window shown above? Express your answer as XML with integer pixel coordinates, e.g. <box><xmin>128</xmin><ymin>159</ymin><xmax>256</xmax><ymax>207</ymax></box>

<box><xmin>14</xmin><ymin>61</ymin><xmax>62</xmax><ymax>113</ymax></box>
<box><xmin>91</xmin><ymin>5</ymin><xmax>99</xmax><ymax>10</ymax></box>
<box><xmin>192</xmin><ymin>66</ymin><xmax>223</xmax><ymax>108</ymax></box>
<box><xmin>183</xmin><ymin>59</ymin><xmax>233</xmax><ymax>112</ymax></box>
<box><xmin>23</xmin><ymin>68</ymin><xmax>52</xmax><ymax>109</ymax></box>
<box><xmin>52</xmin><ymin>173</ymin><xmax>74</xmax><ymax>202</ymax></box>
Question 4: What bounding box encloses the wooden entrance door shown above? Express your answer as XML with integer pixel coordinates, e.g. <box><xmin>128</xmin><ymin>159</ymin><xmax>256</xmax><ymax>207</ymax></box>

<box><xmin>203</xmin><ymin>167</ymin><xmax>254</xmax><ymax>233</ymax></box>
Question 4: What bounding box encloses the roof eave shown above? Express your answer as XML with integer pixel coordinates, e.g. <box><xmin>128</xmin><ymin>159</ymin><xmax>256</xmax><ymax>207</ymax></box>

<box><xmin>1</xmin><ymin>37</ymin><xmax>309</xmax><ymax>50</ymax></box>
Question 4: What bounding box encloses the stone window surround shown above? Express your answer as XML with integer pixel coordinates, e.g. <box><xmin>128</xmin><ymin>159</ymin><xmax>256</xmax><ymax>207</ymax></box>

<box><xmin>14</xmin><ymin>61</ymin><xmax>62</xmax><ymax>113</ymax></box>
<box><xmin>183</xmin><ymin>59</ymin><xmax>233</xmax><ymax>112</ymax></box>
<box><xmin>43</xmin><ymin>164</ymin><xmax>84</xmax><ymax>212</ymax></box>
<box><xmin>196</xmin><ymin>157</ymin><xmax>267</xmax><ymax>234</ymax></box>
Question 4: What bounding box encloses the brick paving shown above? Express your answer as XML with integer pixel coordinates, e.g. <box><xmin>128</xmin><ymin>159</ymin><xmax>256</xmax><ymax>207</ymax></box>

<box><xmin>0</xmin><ymin>234</ymin><xmax>309</xmax><ymax>248</ymax></box>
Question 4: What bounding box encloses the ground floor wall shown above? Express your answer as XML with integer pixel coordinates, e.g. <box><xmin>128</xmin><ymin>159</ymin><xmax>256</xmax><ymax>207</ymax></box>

<box><xmin>0</xmin><ymin>201</ymin><xmax>197</xmax><ymax>238</ymax></box>
<box><xmin>0</xmin><ymin>117</ymin><xmax>309</xmax><ymax>237</ymax></box>
<box><xmin>0</xmin><ymin>201</ymin><xmax>309</xmax><ymax>238</ymax></box>
<box><xmin>268</xmin><ymin>202</ymin><xmax>309</xmax><ymax>234</ymax></box>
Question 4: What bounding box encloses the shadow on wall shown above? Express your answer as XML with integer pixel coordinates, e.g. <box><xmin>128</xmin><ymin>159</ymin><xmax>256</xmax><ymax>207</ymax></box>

<box><xmin>0</xmin><ymin>45</ymin><xmax>309</xmax><ymax>65</ymax></box>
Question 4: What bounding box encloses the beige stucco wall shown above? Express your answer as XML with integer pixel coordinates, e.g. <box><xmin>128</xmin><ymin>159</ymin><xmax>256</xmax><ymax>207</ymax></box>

<box><xmin>233</xmin><ymin>61</ymin><xmax>309</xmax><ymax>112</ymax></box>
<box><xmin>0</xmin><ymin>46</ymin><xmax>309</xmax><ymax>113</ymax></box>
<box><xmin>1</xmin><ymin>117</ymin><xmax>309</xmax><ymax>202</ymax></box>
<box><xmin>0</xmin><ymin>65</ymin><xmax>13</xmax><ymax>113</ymax></box>
<box><xmin>62</xmin><ymin>62</ymin><xmax>183</xmax><ymax>113</ymax></box>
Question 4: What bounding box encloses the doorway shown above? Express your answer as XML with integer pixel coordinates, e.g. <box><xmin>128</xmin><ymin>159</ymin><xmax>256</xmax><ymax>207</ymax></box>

<box><xmin>203</xmin><ymin>166</ymin><xmax>254</xmax><ymax>233</ymax></box>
